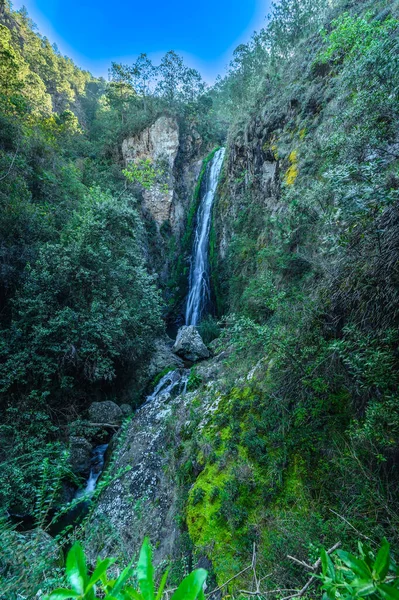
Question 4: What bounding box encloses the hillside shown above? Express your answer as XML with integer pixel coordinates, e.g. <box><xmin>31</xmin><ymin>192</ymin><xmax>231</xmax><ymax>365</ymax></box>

<box><xmin>1</xmin><ymin>0</ymin><xmax>399</xmax><ymax>598</ymax></box>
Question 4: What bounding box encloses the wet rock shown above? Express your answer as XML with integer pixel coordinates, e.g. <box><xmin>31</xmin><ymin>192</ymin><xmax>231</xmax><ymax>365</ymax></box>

<box><xmin>69</xmin><ymin>436</ymin><xmax>92</xmax><ymax>477</ymax></box>
<box><xmin>84</xmin><ymin>355</ymin><xmax>226</xmax><ymax>566</ymax></box>
<box><xmin>88</xmin><ymin>401</ymin><xmax>123</xmax><ymax>425</ymax></box>
<box><xmin>172</xmin><ymin>326</ymin><xmax>210</xmax><ymax>362</ymax></box>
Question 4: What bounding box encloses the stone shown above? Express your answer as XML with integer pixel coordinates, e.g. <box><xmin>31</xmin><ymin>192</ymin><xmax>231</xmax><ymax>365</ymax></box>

<box><xmin>122</xmin><ymin>116</ymin><xmax>179</xmax><ymax>228</ymax></box>
<box><xmin>84</xmin><ymin>386</ymin><xmax>190</xmax><ymax>566</ymax></box>
<box><xmin>69</xmin><ymin>436</ymin><xmax>92</xmax><ymax>477</ymax></box>
<box><xmin>172</xmin><ymin>326</ymin><xmax>210</xmax><ymax>362</ymax></box>
<box><xmin>88</xmin><ymin>401</ymin><xmax>123</xmax><ymax>424</ymax></box>
<box><xmin>147</xmin><ymin>336</ymin><xmax>184</xmax><ymax>380</ymax></box>
<box><xmin>120</xmin><ymin>403</ymin><xmax>133</xmax><ymax>417</ymax></box>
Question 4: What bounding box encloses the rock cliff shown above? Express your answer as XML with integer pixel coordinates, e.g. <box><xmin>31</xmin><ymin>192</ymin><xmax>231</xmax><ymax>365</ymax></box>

<box><xmin>122</xmin><ymin>115</ymin><xmax>203</xmax><ymax>236</ymax></box>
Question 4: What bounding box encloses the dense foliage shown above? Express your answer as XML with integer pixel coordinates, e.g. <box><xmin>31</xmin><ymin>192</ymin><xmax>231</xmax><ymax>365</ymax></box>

<box><xmin>46</xmin><ymin>537</ymin><xmax>207</xmax><ymax>600</ymax></box>
<box><xmin>165</xmin><ymin>0</ymin><xmax>399</xmax><ymax>592</ymax></box>
<box><xmin>0</xmin><ymin>1</ymin><xmax>167</xmax><ymax>516</ymax></box>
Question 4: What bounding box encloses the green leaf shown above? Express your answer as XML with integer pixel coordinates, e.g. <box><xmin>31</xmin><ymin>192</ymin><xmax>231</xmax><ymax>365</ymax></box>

<box><xmin>111</xmin><ymin>564</ymin><xmax>134</xmax><ymax>595</ymax></box>
<box><xmin>123</xmin><ymin>588</ymin><xmax>144</xmax><ymax>600</ymax></box>
<box><xmin>86</xmin><ymin>557</ymin><xmax>116</xmax><ymax>592</ymax></box>
<box><xmin>47</xmin><ymin>589</ymin><xmax>81</xmax><ymax>599</ymax></box>
<box><xmin>374</xmin><ymin>539</ymin><xmax>390</xmax><ymax>581</ymax></box>
<box><xmin>337</xmin><ymin>550</ymin><xmax>372</xmax><ymax>579</ymax></box>
<box><xmin>321</xmin><ymin>549</ymin><xmax>336</xmax><ymax>579</ymax></box>
<box><xmin>197</xmin><ymin>588</ymin><xmax>206</xmax><ymax>600</ymax></box>
<box><xmin>359</xmin><ymin>542</ymin><xmax>374</xmax><ymax>570</ymax></box>
<box><xmin>66</xmin><ymin>542</ymin><xmax>89</xmax><ymax>594</ymax></box>
<box><xmin>155</xmin><ymin>567</ymin><xmax>170</xmax><ymax>600</ymax></box>
<box><xmin>136</xmin><ymin>538</ymin><xmax>154</xmax><ymax>600</ymax></box>
<box><xmin>170</xmin><ymin>569</ymin><xmax>207</xmax><ymax>600</ymax></box>
<box><xmin>352</xmin><ymin>580</ymin><xmax>376</xmax><ymax>596</ymax></box>
<box><xmin>378</xmin><ymin>584</ymin><xmax>399</xmax><ymax>600</ymax></box>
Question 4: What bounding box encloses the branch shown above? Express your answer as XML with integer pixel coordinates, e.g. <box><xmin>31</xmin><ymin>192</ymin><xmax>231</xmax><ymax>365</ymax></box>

<box><xmin>86</xmin><ymin>422</ymin><xmax>121</xmax><ymax>430</ymax></box>
<box><xmin>0</xmin><ymin>143</ymin><xmax>19</xmax><ymax>182</ymax></box>
<box><xmin>206</xmin><ymin>564</ymin><xmax>253</xmax><ymax>597</ymax></box>
<box><xmin>329</xmin><ymin>509</ymin><xmax>375</xmax><ymax>544</ymax></box>
<box><xmin>282</xmin><ymin>542</ymin><xmax>341</xmax><ymax>600</ymax></box>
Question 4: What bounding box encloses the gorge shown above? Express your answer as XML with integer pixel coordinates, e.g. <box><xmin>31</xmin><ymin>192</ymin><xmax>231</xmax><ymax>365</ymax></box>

<box><xmin>1</xmin><ymin>0</ymin><xmax>399</xmax><ymax>598</ymax></box>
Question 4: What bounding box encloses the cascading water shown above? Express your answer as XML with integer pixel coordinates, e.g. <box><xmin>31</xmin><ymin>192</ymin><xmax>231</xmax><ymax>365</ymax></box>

<box><xmin>145</xmin><ymin>369</ymin><xmax>189</xmax><ymax>405</ymax></box>
<box><xmin>185</xmin><ymin>147</ymin><xmax>225</xmax><ymax>326</ymax></box>
<box><xmin>76</xmin><ymin>443</ymin><xmax>108</xmax><ymax>498</ymax></box>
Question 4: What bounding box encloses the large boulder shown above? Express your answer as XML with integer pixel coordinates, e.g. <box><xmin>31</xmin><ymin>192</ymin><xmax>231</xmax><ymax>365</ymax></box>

<box><xmin>69</xmin><ymin>436</ymin><xmax>92</xmax><ymax>477</ymax></box>
<box><xmin>147</xmin><ymin>336</ymin><xmax>184</xmax><ymax>380</ymax></box>
<box><xmin>88</xmin><ymin>401</ymin><xmax>123</xmax><ymax>425</ymax></box>
<box><xmin>172</xmin><ymin>326</ymin><xmax>210</xmax><ymax>362</ymax></box>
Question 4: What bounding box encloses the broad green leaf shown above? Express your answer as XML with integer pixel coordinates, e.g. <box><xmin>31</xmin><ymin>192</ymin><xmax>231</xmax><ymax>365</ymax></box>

<box><xmin>47</xmin><ymin>589</ymin><xmax>81</xmax><ymax>599</ymax></box>
<box><xmin>337</xmin><ymin>550</ymin><xmax>371</xmax><ymax>579</ymax></box>
<box><xmin>66</xmin><ymin>542</ymin><xmax>89</xmax><ymax>594</ymax></box>
<box><xmin>136</xmin><ymin>538</ymin><xmax>154</xmax><ymax>600</ymax></box>
<box><xmin>359</xmin><ymin>542</ymin><xmax>374</xmax><ymax>570</ymax></box>
<box><xmin>122</xmin><ymin>588</ymin><xmax>144</xmax><ymax>600</ymax></box>
<box><xmin>378</xmin><ymin>584</ymin><xmax>399</xmax><ymax>600</ymax></box>
<box><xmin>86</xmin><ymin>557</ymin><xmax>117</xmax><ymax>592</ymax></box>
<box><xmin>111</xmin><ymin>564</ymin><xmax>135</xmax><ymax>595</ymax></box>
<box><xmin>170</xmin><ymin>568</ymin><xmax>207</xmax><ymax>600</ymax></box>
<box><xmin>321</xmin><ymin>549</ymin><xmax>336</xmax><ymax>579</ymax></box>
<box><xmin>373</xmin><ymin>539</ymin><xmax>390</xmax><ymax>581</ymax></box>
<box><xmin>197</xmin><ymin>588</ymin><xmax>206</xmax><ymax>600</ymax></box>
<box><xmin>155</xmin><ymin>567</ymin><xmax>170</xmax><ymax>600</ymax></box>
<box><xmin>117</xmin><ymin>593</ymin><xmax>139</xmax><ymax>600</ymax></box>
<box><xmin>351</xmin><ymin>580</ymin><xmax>376</xmax><ymax>596</ymax></box>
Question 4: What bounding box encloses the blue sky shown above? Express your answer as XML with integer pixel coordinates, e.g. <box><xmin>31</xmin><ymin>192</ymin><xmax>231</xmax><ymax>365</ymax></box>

<box><xmin>11</xmin><ymin>0</ymin><xmax>270</xmax><ymax>82</ymax></box>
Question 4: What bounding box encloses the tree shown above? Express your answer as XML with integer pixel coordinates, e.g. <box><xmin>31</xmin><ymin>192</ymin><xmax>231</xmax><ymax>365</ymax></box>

<box><xmin>131</xmin><ymin>52</ymin><xmax>155</xmax><ymax>109</ymax></box>
<box><xmin>155</xmin><ymin>50</ymin><xmax>205</xmax><ymax>104</ymax></box>
<box><xmin>107</xmin><ymin>62</ymin><xmax>137</xmax><ymax>124</ymax></box>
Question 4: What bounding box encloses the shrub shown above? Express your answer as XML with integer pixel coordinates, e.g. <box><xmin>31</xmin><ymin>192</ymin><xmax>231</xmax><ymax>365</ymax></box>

<box><xmin>45</xmin><ymin>537</ymin><xmax>207</xmax><ymax>600</ymax></box>
<box><xmin>320</xmin><ymin>538</ymin><xmax>398</xmax><ymax>600</ymax></box>
<box><xmin>197</xmin><ymin>316</ymin><xmax>221</xmax><ymax>345</ymax></box>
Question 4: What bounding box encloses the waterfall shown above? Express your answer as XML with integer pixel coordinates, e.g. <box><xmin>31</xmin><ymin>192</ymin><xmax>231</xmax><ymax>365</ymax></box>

<box><xmin>76</xmin><ymin>444</ymin><xmax>108</xmax><ymax>498</ymax></box>
<box><xmin>185</xmin><ymin>147</ymin><xmax>225</xmax><ymax>326</ymax></box>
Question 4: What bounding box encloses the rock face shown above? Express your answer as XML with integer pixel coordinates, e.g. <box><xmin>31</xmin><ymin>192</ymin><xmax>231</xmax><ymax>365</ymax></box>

<box><xmin>85</xmin><ymin>347</ymin><xmax>229</xmax><ymax>566</ymax></box>
<box><xmin>122</xmin><ymin>116</ymin><xmax>179</xmax><ymax>228</ymax></box>
<box><xmin>86</xmin><ymin>391</ymin><xmax>186</xmax><ymax>565</ymax></box>
<box><xmin>122</xmin><ymin>115</ymin><xmax>204</xmax><ymax>240</ymax></box>
<box><xmin>69</xmin><ymin>436</ymin><xmax>92</xmax><ymax>477</ymax></box>
<box><xmin>88</xmin><ymin>401</ymin><xmax>123</xmax><ymax>424</ymax></box>
<box><xmin>215</xmin><ymin>117</ymin><xmax>281</xmax><ymax>261</ymax></box>
<box><xmin>147</xmin><ymin>336</ymin><xmax>185</xmax><ymax>380</ymax></box>
<box><xmin>172</xmin><ymin>326</ymin><xmax>210</xmax><ymax>362</ymax></box>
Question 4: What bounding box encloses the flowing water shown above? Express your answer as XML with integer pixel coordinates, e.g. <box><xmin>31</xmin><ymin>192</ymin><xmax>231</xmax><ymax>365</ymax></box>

<box><xmin>145</xmin><ymin>369</ymin><xmax>189</xmax><ymax>405</ymax></box>
<box><xmin>185</xmin><ymin>147</ymin><xmax>225</xmax><ymax>326</ymax></box>
<box><xmin>76</xmin><ymin>443</ymin><xmax>108</xmax><ymax>498</ymax></box>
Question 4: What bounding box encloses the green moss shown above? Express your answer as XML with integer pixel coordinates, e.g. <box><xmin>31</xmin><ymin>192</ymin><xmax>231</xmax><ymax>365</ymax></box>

<box><xmin>151</xmin><ymin>365</ymin><xmax>175</xmax><ymax>387</ymax></box>
<box><xmin>182</xmin><ymin>380</ymin><xmax>317</xmax><ymax>589</ymax></box>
